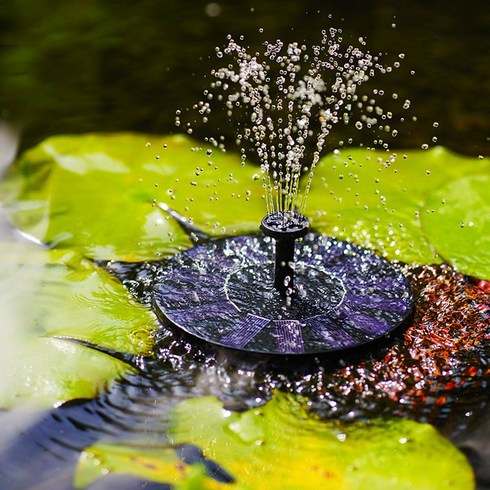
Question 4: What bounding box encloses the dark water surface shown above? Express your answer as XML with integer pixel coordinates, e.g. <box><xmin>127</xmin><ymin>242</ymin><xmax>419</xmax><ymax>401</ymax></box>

<box><xmin>0</xmin><ymin>0</ymin><xmax>489</xmax><ymax>155</ymax></box>
<box><xmin>0</xmin><ymin>1</ymin><xmax>489</xmax><ymax>489</ymax></box>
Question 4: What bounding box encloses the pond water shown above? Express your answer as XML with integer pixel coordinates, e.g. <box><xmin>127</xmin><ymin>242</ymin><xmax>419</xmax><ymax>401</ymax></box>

<box><xmin>1</xmin><ymin>0</ymin><xmax>489</xmax><ymax>155</ymax></box>
<box><xmin>0</xmin><ymin>1</ymin><xmax>489</xmax><ymax>489</ymax></box>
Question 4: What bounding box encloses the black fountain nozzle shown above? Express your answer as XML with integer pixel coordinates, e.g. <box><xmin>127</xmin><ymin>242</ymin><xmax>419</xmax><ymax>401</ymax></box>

<box><xmin>260</xmin><ymin>211</ymin><xmax>310</xmax><ymax>298</ymax></box>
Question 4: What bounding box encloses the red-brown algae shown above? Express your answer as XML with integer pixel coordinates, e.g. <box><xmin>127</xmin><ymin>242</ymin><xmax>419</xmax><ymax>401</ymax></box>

<box><xmin>312</xmin><ymin>264</ymin><xmax>489</xmax><ymax>426</ymax></box>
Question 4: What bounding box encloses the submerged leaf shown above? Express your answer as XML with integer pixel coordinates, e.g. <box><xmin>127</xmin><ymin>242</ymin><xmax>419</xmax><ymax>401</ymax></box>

<box><xmin>306</xmin><ymin>146</ymin><xmax>489</xmax><ymax>265</ymax></box>
<box><xmin>0</xmin><ymin>241</ymin><xmax>156</xmax><ymax>408</ymax></box>
<box><xmin>165</xmin><ymin>392</ymin><xmax>474</xmax><ymax>490</ymax></box>
<box><xmin>74</xmin><ymin>444</ymin><xmax>209</xmax><ymax>489</ymax></box>
<box><xmin>0</xmin><ymin>133</ymin><xmax>265</xmax><ymax>261</ymax></box>
<box><xmin>421</xmin><ymin>175</ymin><xmax>490</xmax><ymax>279</ymax></box>
<box><xmin>313</xmin><ymin>264</ymin><xmax>490</xmax><ymax>420</ymax></box>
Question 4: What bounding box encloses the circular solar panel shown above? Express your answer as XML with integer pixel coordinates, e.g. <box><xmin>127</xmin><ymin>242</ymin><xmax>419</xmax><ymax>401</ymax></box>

<box><xmin>153</xmin><ymin>233</ymin><xmax>413</xmax><ymax>355</ymax></box>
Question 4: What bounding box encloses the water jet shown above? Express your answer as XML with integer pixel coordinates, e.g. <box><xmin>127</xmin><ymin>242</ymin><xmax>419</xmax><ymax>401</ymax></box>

<box><xmin>154</xmin><ymin>29</ymin><xmax>415</xmax><ymax>355</ymax></box>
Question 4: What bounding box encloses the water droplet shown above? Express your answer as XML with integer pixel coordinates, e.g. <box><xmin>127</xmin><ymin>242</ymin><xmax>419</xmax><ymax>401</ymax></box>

<box><xmin>185</xmin><ymin>29</ymin><xmax>408</xmax><ymax>214</ymax></box>
<box><xmin>205</xmin><ymin>2</ymin><xmax>221</xmax><ymax>17</ymax></box>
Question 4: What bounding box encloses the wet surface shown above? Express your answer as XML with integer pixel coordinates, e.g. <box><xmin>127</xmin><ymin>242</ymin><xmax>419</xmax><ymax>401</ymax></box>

<box><xmin>0</xmin><ymin>252</ymin><xmax>488</xmax><ymax>488</ymax></box>
<box><xmin>153</xmin><ymin>233</ymin><xmax>413</xmax><ymax>354</ymax></box>
<box><xmin>105</xmin><ymin>257</ymin><xmax>489</xmax><ymax>428</ymax></box>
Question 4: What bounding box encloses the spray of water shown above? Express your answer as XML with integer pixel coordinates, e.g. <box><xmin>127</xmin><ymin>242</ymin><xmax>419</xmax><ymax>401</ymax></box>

<box><xmin>184</xmin><ymin>29</ymin><xmax>404</xmax><ymax>216</ymax></box>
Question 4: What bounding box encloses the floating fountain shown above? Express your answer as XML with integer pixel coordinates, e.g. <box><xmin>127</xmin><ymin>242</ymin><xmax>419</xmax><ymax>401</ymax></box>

<box><xmin>153</xmin><ymin>29</ymin><xmax>413</xmax><ymax>355</ymax></box>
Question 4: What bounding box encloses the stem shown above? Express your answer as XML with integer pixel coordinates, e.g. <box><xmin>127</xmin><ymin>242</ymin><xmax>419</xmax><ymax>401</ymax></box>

<box><xmin>260</xmin><ymin>212</ymin><xmax>310</xmax><ymax>298</ymax></box>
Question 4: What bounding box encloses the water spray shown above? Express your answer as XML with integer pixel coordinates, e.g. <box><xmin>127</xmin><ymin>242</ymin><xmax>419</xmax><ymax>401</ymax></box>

<box><xmin>154</xmin><ymin>29</ymin><xmax>414</xmax><ymax>355</ymax></box>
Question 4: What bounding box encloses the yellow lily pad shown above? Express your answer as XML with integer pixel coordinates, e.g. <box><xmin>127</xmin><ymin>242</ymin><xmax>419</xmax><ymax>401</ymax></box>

<box><xmin>0</xmin><ymin>133</ymin><xmax>265</xmax><ymax>261</ymax></box>
<box><xmin>165</xmin><ymin>392</ymin><xmax>474</xmax><ymax>490</ymax></box>
<box><xmin>0</xmin><ymin>241</ymin><xmax>156</xmax><ymax>408</ymax></box>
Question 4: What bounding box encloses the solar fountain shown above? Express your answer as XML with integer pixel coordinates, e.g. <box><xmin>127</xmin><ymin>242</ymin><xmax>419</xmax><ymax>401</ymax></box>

<box><xmin>154</xmin><ymin>30</ymin><xmax>413</xmax><ymax>355</ymax></box>
<box><xmin>0</xmin><ymin>14</ymin><xmax>488</xmax><ymax>490</ymax></box>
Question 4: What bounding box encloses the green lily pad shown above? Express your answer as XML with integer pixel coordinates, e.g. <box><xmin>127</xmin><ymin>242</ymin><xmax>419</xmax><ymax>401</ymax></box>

<box><xmin>0</xmin><ymin>241</ymin><xmax>156</xmax><ymax>408</ymax></box>
<box><xmin>0</xmin><ymin>133</ymin><xmax>265</xmax><ymax>261</ymax></box>
<box><xmin>306</xmin><ymin>146</ymin><xmax>489</xmax><ymax>265</ymax></box>
<box><xmin>75</xmin><ymin>443</ymin><xmax>213</xmax><ymax>490</ymax></box>
<box><xmin>3</xmin><ymin>135</ymin><xmax>487</xmax><ymax>267</ymax></box>
<box><xmin>161</xmin><ymin>392</ymin><xmax>473</xmax><ymax>490</ymax></box>
<box><xmin>421</xmin><ymin>175</ymin><xmax>490</xmax><ymax>279</ymax></box>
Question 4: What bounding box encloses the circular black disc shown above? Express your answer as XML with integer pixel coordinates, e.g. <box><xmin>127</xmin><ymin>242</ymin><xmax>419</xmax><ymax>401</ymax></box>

<box><xmin>152</xmin><ymin>233</ymin><xmax>413</xmax><ymax>355</ymax></box>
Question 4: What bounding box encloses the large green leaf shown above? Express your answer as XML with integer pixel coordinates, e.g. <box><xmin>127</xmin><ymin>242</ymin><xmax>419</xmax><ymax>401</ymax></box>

<box><xmin>75</xmin><ymin>443</ymin><xmax>215</xmax><ymax>489</ymax></box>
<box><xmin>162</xmin><ymin>392</ymin><xmax>473</xmax><ymax>490</ymax></box>
<box><xmin>306</xmin><ymin>146</ymin><xmax>489</xmax><ymax>265</ymax></box>
<box><xmin>0</xmin><ymin>241</ymin><xmax>156</xmax><ymax>408</ymax></box>
<box><xmin>0</xmin><ymin>133</ymin><xmax>265</xmax><ymax>261</ymax></box>
<box><xmin>2</xmin><ymin>136</ymin><xmax>487</xmax><ymax>269</ymax></box>
<box><xmin>421</xmin><ymin>175</ymin><xmax>490</xmax><ymax>279</ymax></box>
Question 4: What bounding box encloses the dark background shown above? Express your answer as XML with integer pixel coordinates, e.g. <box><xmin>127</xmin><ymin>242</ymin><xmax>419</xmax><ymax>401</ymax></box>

<box><xmin>0</xmin><ymin>0</ymin><xmax>488</xmax><ymax>155</ymax></box>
